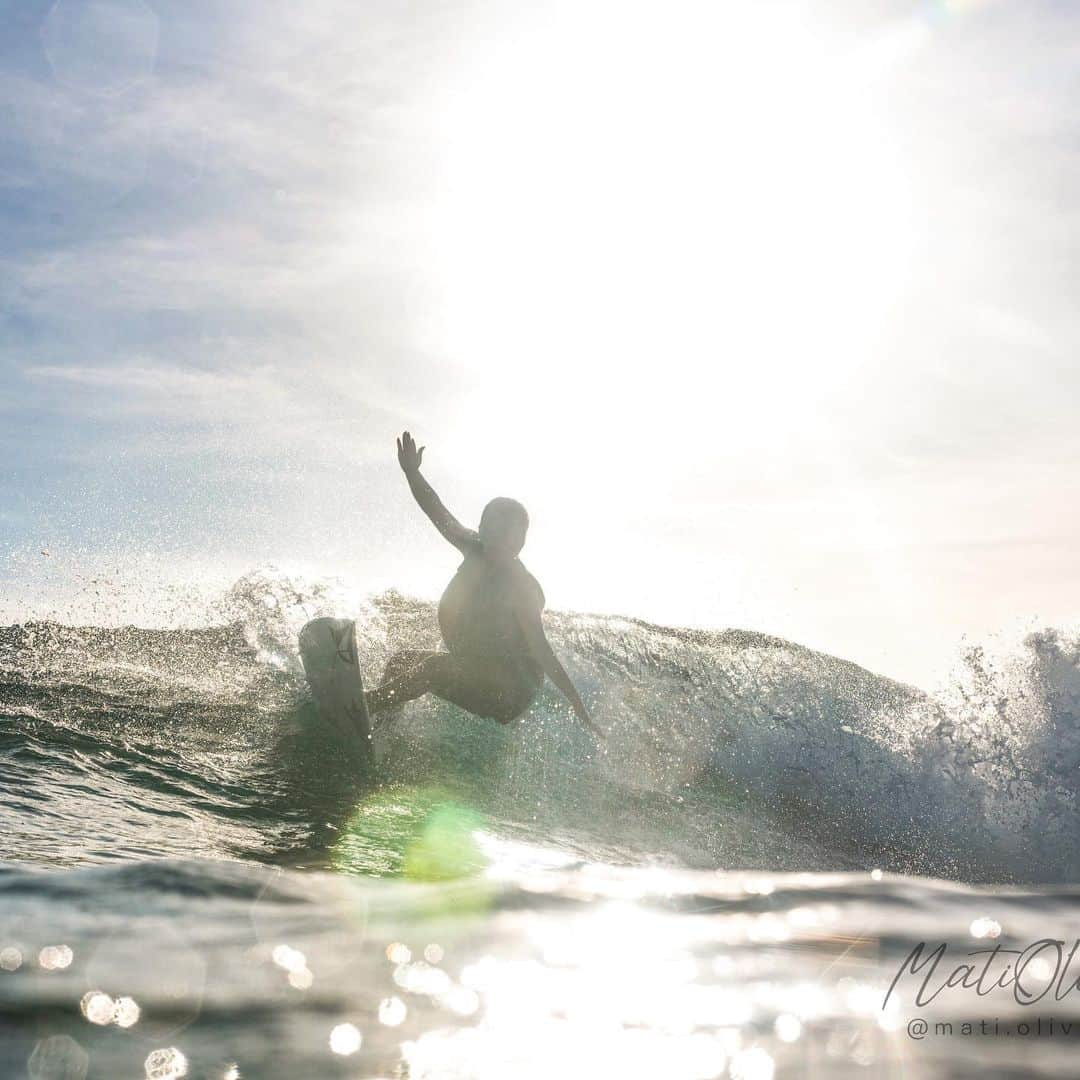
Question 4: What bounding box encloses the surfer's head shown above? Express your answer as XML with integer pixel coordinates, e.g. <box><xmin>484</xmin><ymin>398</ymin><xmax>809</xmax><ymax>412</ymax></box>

<box><xmin>479</xmin><ymin>497</ymin><xmax>529</xmax><ymax>560</ymax></box>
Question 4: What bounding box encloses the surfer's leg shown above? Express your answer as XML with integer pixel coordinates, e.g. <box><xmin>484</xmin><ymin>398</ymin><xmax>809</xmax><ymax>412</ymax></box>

<box><xmin>381</xmin><ymin>649</ymin><xmax>438</xmax><ymax>684</ymax></box>
<box><xmin>365</xmin><ymin>650</ymin><xmax>441</xmax><ymax>730</ymax></box>
<box><xmin>366</xmin><ymin>653</ymin><xmax>537</xmax><ymax>723</ymax></box>
<box><xmin>365</xmin><ymin>652</ymin><xmax>456</xmax><ymax>714</ymax></box>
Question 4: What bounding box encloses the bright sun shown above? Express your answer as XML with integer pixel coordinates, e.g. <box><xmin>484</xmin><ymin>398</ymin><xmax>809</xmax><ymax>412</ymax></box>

<box><xmin>426</xmin><ymin>0</ymin><xmax>914</xmax><ymax>484</ymax></box>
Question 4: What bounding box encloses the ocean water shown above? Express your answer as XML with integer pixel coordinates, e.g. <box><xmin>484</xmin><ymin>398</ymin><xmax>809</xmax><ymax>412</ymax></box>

<box><xmin>2</xmin><ymin>569</ymin><xmax>1080</xmax><ymax>1078</ymax></box>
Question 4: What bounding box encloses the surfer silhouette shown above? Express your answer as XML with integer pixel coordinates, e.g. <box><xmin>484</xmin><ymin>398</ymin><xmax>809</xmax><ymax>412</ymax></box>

<box><xmin>365</xmin><ymin>431</ymin><xmax>603</xmax><ymax>740</ymax></box>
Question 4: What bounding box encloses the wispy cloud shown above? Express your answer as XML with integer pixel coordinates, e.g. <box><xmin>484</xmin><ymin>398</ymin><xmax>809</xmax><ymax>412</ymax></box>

<box><xmin>26</xmin><ymin>359</ymin><xmax>278</xmax><ymax>398</ymax></box>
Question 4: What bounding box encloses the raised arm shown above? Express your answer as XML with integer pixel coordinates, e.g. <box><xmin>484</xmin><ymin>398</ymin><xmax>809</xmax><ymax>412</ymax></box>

<box><xmin>513</xmin><ymin>592</ymin><xmax>605</xmax><ymax>742</ymax></box>
<box><xmin>396</xmin><ymin>431</ymin><xmax>479</xmax><ymax>554</ymax></box>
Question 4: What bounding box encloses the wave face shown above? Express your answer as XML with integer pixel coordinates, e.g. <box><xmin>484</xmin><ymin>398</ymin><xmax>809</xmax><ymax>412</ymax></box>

<box><xmin>4</xmin><ymin>568</ymin><xmax>1080</xmax><ymax>1079</ymax></box>
<box><xmin>1</xmin><ymin>568</ymin><xmax>1078</xmax><ymax>883</ymax></box>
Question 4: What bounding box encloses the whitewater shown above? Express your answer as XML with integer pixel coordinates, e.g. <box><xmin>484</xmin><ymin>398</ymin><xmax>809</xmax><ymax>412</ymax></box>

<box><xmin>2</xmin><ymin>567</ymin><xmax>1080</xmax><ymax>1078</ymax></box>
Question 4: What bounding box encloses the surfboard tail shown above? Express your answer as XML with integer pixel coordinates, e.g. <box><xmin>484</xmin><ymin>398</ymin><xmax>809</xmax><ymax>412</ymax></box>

<box><xmin>298</xmin><ymin>618</ymin><xmax>372</xmax><ymax>756</ymax></box>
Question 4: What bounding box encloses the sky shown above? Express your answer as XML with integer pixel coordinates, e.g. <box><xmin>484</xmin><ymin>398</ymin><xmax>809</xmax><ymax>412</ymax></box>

<box><xmin>1</xmin><ymin>0</ymin><xmax>1078</xmax><ymax>688</ymax></box>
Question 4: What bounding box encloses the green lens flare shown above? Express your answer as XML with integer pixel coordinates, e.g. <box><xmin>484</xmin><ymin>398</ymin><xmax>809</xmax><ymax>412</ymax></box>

<box><xmin>403</xmin><ymin>802</ymin><xmax>487</xmax><ymax>883</ymax></box>
<box><xmin>329</xmin><ymin>786</ymin><xmax>487</xmax><ymax>882</ymax></box>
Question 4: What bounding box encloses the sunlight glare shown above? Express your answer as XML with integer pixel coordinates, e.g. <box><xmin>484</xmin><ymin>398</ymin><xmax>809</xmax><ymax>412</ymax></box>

<box><xmin>432</xmin><ymin>0</ymin><xmax>914</xmax><ymax>472</ymax></box>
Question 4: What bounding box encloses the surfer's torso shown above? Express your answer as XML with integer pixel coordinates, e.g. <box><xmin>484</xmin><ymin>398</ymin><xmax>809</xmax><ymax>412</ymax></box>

<box><xmin>438</xmin><ymin>550</ymin><xmax>544</xmax><ymax>687</ymax></box>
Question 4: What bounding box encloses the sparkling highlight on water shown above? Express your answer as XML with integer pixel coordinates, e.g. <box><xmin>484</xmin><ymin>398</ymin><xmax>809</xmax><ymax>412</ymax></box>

<box><xmin>329</xmin><ymin>1023</ymin><xmax>362</xmax><ymax>1056</ymax></box>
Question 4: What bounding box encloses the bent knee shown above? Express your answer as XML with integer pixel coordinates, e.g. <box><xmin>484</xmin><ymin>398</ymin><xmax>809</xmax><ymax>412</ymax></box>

<box><xmin>488</xmin><ymin>685</ymin><xmax>540</xmax><ymax>725</ymax></box>
<box><xmin>421</xmin><ymin>652</ymin><xmax>457</xmax><ymax>677</ymax></box>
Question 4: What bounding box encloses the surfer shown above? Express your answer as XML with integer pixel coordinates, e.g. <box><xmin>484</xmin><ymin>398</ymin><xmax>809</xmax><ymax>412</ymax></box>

<box><xmin>364</xmin><ymin>431</ymin><xmax>603</xmax><ymax>740</ymax></box>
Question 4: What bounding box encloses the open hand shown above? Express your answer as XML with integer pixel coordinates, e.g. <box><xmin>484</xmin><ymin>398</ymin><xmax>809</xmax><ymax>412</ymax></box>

<box><xmin>396</xmin><ymin>430</ymin><xmax>425</xmax><ymax>474</ymax></box>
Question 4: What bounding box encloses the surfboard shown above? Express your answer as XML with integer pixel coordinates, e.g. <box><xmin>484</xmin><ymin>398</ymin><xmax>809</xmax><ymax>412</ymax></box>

<box><xmin>298</xmin><ymin>617</ymin><xmax>372</xmax><ymax>759</ymax></box>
